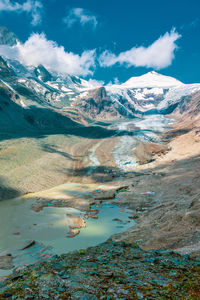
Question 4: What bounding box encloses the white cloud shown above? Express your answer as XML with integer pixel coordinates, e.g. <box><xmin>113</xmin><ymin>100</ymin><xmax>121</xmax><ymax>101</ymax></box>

<box><xmin>63</xmin><ymin>7</ymin><xmax>98</xmax><ymax>29</ymax></box>
<box><xmin>0</xmin><ymin>33</ymin><xmax>96</xmax><ymax>76</ymax></box>
<box><xmin>0</xmin><ymin>0</ymin><xmax>43</xmax><ymax>26</ymax></box>
<box><xmin>106</xmin><ymin>77</ymin><xmax>121</xmax><ymax>86</ymax></box>
<box><xmin>99</xmin><ymin>29</ymin><xmax>181</xmax><ymax>70</ymax></box>
<box><xmin>88</xmin><ymin>79</ymin><xmax>104</xmax><ymax>87</ymax></box>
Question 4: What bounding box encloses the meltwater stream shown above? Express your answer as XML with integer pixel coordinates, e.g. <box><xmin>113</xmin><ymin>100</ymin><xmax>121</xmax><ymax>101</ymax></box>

<box><xmin>0</xmin><ymin>194</ymin><xmax>134</xmax><ymax>277</ymax></box>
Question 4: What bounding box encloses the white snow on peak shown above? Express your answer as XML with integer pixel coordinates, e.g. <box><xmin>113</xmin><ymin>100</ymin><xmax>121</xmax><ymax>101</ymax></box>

<box><xmin>121</xmin><ymin>71</ymin><xmax>184</xmax><ymax>88</ymax></box>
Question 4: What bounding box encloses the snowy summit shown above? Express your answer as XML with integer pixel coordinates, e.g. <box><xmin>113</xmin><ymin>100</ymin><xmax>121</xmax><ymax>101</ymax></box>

<box><xmin>121</xmin><ymin>71</ymin><xmax>184</xmax><ymax>88</ymax></box>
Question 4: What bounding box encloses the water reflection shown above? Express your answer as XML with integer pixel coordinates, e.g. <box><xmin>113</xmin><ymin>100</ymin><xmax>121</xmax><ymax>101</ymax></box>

<box><xmin>0</xmin><ymin>197</ymin><xmax>135</xmax><ymax>276</ymax></box>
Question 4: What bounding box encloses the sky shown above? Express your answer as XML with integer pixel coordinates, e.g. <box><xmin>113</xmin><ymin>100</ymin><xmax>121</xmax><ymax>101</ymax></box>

<box><xmin>0</xmin><ymin>0</ymin><xmax>199</xmax><ymax>84</ymax></box>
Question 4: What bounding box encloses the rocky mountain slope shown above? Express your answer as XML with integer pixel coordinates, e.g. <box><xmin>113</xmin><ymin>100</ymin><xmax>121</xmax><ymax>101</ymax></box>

<box><xmin>0</xmin><ymin>26</ymin><xmax>19</xmax><ymax>46</ymax></box>
<box><xmin>1</xmin><ymin>240</ymin><xmax>200</xmax><ymax>299</ymax></box>
<box><xmin>0</xmin><ymin>26</ymin><xmax>200</xmax><ymax>126</ymax></box>
<box><xmin>0</xmin><ymin>27</ymin><xmax>200</xmax><ymax>298</ymax></box>
<box><xmin>72</xmin><ymin>71</ymin><xmax>200</xmax><ymax>120</ymax></box>
<box><xmin>0</xmin><ymin>27</ymin><xmax>200</xmax><ymax>200</ymax></box>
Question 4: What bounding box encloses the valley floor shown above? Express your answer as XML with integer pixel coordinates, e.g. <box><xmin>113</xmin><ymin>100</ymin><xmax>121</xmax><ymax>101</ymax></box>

<box><xmin>0</xmin><ymin>99</ymin><xmax>200</xmax><ymax>298</ymax></box>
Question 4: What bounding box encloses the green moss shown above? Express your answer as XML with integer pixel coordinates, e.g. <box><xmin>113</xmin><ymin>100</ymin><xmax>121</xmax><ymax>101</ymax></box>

<box><xmin>117</xmin><ymin>188</ymin><xmax>129</xmax><ymax>193</ymax></box>
<box><xmin>78</xmin><ymin>249</ymin><xmax>86</xmax><ymax>255</ymax></box>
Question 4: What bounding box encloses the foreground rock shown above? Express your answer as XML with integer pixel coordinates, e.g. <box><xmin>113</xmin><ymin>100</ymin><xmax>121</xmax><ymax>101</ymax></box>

<box><xmin>92</xmin><ymin>189</ymin><xmax>116</xmax><ymax>200</ymax></box>
<box><xmin>66</xmin><ymin>214</ymin><xmax>86</xmax><ymax>238</ymax></box>
<box><xmin>111</xmin><ymin>156</ymin><xmax>200</xmax><ymax>257</ymax></box>
<box><xmin>0</xmin><ymin>240</ymin><xmax>200</xmax><ymax>299</ymax></box>
<box><xmin>0</xmin><ymin>255</ymin><xmax>13</xmax><ymax>270</ymax></box>
<box><xmin>21</xmin><ymin>240</ymin><xmax>36</xmax><ymax>250</ymax></box>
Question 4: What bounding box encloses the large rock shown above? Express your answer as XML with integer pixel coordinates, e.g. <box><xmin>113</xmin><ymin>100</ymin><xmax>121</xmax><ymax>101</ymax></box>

<box><xmin>93</xmin><ymin>189</ymin><xmax>116</xmax><ymax>200</ymax></box>
<box><xmin>0</xmin><ymin>254</ymin><xmax>13</xmax><ymax>270</ymax></box>
<box><xmin>66</xmin><ymin>214</ymin><xmax>86</xmax><ymax>238</ymax></box>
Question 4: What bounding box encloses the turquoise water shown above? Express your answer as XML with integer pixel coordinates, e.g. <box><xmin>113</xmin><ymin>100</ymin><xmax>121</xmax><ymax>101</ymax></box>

<box><xmin>0</xmin><ymin>197</ymin><xmax>134</xmax><ymax>276</ymax></box>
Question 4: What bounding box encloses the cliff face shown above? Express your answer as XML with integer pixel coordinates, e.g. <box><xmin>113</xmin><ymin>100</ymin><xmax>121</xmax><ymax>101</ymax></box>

<box><xmin>162</xmin><ymin>91</ymin><xmax>200</xmax><ymax>144</ymax></box>
<box><xmin>73</xmin><ymin>87</ymin><xmax>121</xmax><ymax>120</ymax></box>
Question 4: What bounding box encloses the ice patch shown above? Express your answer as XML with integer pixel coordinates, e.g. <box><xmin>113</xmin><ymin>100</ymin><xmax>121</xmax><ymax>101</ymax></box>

<box><xmin>111</xmin><ymin>115</ymin><xmax>171</xmax><ymax>170</ymax></box>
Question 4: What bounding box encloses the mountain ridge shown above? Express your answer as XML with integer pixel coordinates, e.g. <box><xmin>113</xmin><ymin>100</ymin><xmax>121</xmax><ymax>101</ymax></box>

<box><xmin>120</xmin><ymin>71</ymin><xmax>184</xmax><ymax>88</ymax></box>
<box><xmin>0</xmin><ymin>26</ymin><xmax>200</xmax><ymax>124</ymax></box>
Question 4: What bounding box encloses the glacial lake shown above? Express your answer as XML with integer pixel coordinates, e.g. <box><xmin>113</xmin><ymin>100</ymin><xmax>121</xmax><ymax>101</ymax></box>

<box><xmin>0</xmin><ymin>193</ymin><xmax>135</xmax><ymax>277</ymax></box>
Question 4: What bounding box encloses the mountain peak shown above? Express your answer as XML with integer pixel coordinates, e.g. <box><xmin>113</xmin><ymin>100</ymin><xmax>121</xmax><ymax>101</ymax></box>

<box><xmin>146</xmin><ymin>71</ymin><xmax>159</xmax><ymax>75</ymax></box>
<box><xmin>121</xmin><ymin>71</ymin><xmax>184</xmax><ymax>88</ymax></box>
<box><xmin>0</xmin><ymin>26</ymin><xmax>19</xmax><ymax>46</ymax></box>
<box><xmin>34</xmin><ymin>64</ymin><xmax>52</xmax><ymax>82</ymax></box>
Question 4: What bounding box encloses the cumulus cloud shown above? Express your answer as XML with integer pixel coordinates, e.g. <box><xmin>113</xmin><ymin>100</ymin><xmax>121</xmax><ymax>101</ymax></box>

<box><xmin>88</xmin><ymin>79</ymin><xmax>104</xmax><ymax>87</ymax></box>
<box><xmin>106</xmin><ymin>77</ymin><xmax>121</xmax><ymax>86</ymax></box>
<box><xmin>63</xmin><ymin>7</ymin><xmax>98</xmax><ymax>29</ymax></box>
<box><xmin>0</xmin><ymin>0</ymin><xmax>43</xmax><ymax>26</ymax></box>
<box><xmin>99</xmin><ymin>29</ymin><xmax>181</xmax><ymax>70</ymax></box>
<box><xmin>0</xmin><ymin>33</ymin><xmax>96</xmax><ymax>76</ymax></box>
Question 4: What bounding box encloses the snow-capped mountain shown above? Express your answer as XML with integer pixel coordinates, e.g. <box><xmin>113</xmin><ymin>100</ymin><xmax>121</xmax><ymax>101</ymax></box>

<box><xmin>0</xmin><ymin>54</ymin><xmax>98</xmax><ymax>111</ymax></box>
<box><xmin>0</xmin><ymin>26</ymin><xmax>98</xmax><ymax>110</ymax></box>
<box><xmin>121</xmin><ymin>71</ymin><xmax>183</xmax><ymax>88</ymax></box>
<box><xmin>0</xmin><ymin>26</ymin><xmax>200</xmax><ymax>125</ymax></box>
<box><xmin>1</xmin><ymin>49</ymin><xmax>200</xmax><ymax>122</ymax></box>
<box><xmin>73</xmin><ymin>72</ymin><xmax>200</xmax><ymax>120</ymax></box>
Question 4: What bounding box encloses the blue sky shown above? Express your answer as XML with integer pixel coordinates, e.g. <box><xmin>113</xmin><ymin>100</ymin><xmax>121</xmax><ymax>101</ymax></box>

<box><xmin>0</xmin><ymin>0</ymin><xmax>199</xmax><ymax>84</ymax></box>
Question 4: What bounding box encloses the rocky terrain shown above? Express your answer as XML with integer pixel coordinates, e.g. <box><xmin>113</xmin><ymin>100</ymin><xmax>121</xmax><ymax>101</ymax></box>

<box><xmin>0</xmin><ymin>26</ymin><xmax>200</xmax><ymax>299</ymax></box>
<box><xmin>1</xmin><ymin>241</ymin><xmax>200</xmax><ymax>299</ymax></box>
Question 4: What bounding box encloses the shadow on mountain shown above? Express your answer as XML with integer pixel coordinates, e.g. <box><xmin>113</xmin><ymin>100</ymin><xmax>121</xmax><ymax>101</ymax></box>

<box><xmin>60</xmin><ymin>153</ymin><xmax>200</xmax><ymax>186</ymax></box>
<box><xmin>0</xmin><ymin>87</ymin><xmax>166</xmax><ymax>142</ymax></box>
<box><xmin>40</xmin><ymin>143</ymin><xmax>78</xmax><ymax>161</ymax></box>
<box><xmin>0</xmin><ymin>176</ymin><xmax>21</xmax><ymax>201</ymax></box>
<box><xmin>139</xmin><ymin>101</ymin><xmax>180</xmax><ymax>116</ymax></box>
<box><xmin>61</xmin><ymin>165</ymin><xmax>143</xmax><ymax>183</ymax></box>
<box><xmin>162</xmin><ymin>128</ymin><xmax>191</xmax><ymax>142</ymax></box>
<box><xmin>145</xmin><ymin>153</ymin><xmax>200</xmax><ymax>178</ymax></box>
<box><xmin>0</xmin><ymin>100</ymin><xmax>134</xmax><ymax>142</ymax></box>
